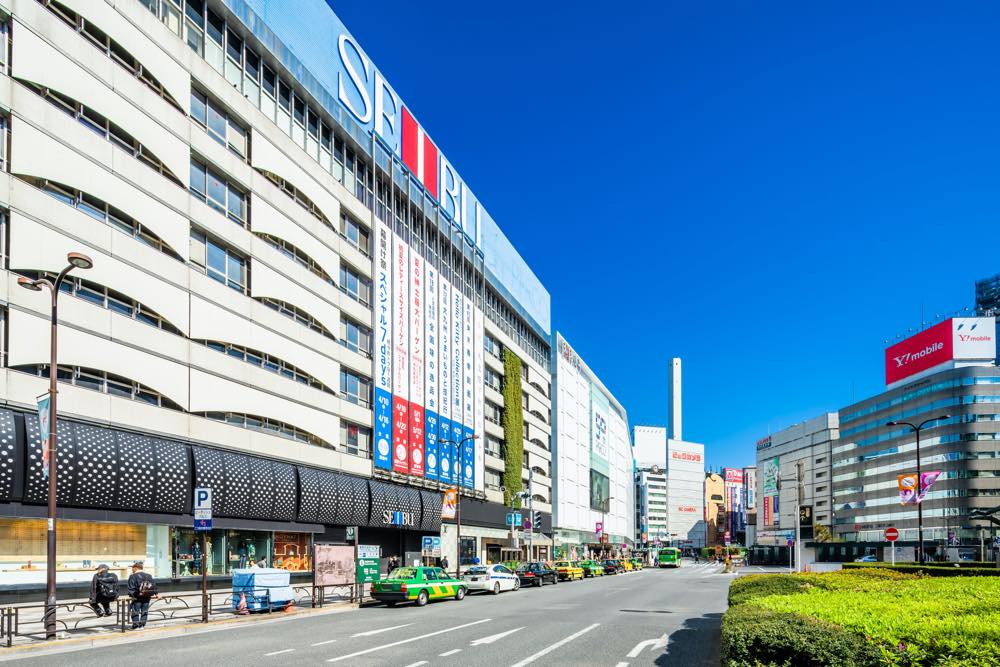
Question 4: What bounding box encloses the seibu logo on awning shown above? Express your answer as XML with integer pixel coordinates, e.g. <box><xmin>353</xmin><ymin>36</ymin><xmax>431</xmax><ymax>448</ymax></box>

<box><xmin>884</xmin><ymin>317</ymin><xmax>996</xmax><ymax>386</ymax></box>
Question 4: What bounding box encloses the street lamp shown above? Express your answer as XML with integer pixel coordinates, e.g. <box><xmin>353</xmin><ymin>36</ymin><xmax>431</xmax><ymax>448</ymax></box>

<box><xmin>439</xmin><ymin>434</ymin><xmax>478</xmax><ymax>578</ymax></box>
<box><xmin>18</xmin><ymin>252</ymin><xmax>94</xmax><ymax>640</ymax></box>
<box><xmin>601</xmin><ymin>495</ymin><xmax>616</xmax><ymax>558</ymax></box>
<box><xmin>524</xmin><ymin>465</ymin><xmax>546</xmax><ymax>561</ymax></box>
<box><xmin>886</xmin><ymin>414</ymin><xmax>950</xmax><ymax>565</ymax></box>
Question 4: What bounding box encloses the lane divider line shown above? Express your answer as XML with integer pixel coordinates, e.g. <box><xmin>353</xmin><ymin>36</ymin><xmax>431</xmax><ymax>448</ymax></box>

<box><xmin>264</xmin><ymin>648</ymin><xmax>295</xmax><ymax>656</ymax></box>
<box><xmin>351</xmin><ymin>623</ymin><xmax>413</xmax><ymax>637</ymax></box>
<box><xmin>311</xmin><ymin>639</ymin><xmax>338</xmax><ymax>646</ymax></box>
<box><xmin>326</xmin><ymin>618</ymin><xmax>491</xmax><ymax>663</ymax></box>
<box><xmin>403</xmin><ymin>662</ymin><xmax>429</xmax><ymax>667</ymax></box>
<box><xmin>439</xmin><ymin>648</ymin><xmax>462</xmax><ymax>656</ymax></box>
<box><xmin>509</xmin><ymin>623</ymin><xmax>601</xmax><ymax>667</ymax></box>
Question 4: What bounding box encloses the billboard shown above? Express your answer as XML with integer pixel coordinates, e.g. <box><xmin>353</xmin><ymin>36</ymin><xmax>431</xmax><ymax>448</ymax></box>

<box><xmin>373</xmin><ymin>221</ymin><xmax>393</xmax><ymax>471</ymax></box>
<box><xmin>885</xmin><ymin>317</ymin><xmax>995</xmax><ymax>386</ymax></box>
<box><xmin>438</xmin><ymin>277</ymin><xmax>453</xmax><ymax>484</ymax></box>
<box><xmin>391</xmin><ymin>234</ymin><xmax>409</xmax><ymax>474</ymax></box>
<box><xmin>724</xmin><ymin>468</ymin><xmax>744</xmax><ymax>485</ymax></box>
<box><xmin>423</xmin><ymin>261</ymin><xmax>439</xmax><ymax>481</ymax></box>
<box><xmin>761</xmin><ymin>457</ymin><xmax>779</xmax><ymax>527</ymax></box>
<box><xmin>408</xmin><ymin>252</ymin><xmax>425</xmax><ymax>477</ymax></box>
<box><xmin>744</xmin><ymin>467</ymin><xmax>756</xmax><ymax>511</ymax></box>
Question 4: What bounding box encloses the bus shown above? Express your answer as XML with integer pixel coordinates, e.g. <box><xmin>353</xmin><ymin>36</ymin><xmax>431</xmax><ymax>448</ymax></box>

<box><xmin>657</xmin><ymin>547</ymin><xmax>681</xmax><ymax>568</ymax></box>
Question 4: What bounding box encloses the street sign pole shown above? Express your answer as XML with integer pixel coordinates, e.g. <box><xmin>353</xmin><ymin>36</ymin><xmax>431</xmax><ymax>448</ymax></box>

<box><xmin>193</xmin><ymin>487</ymin><xmax>212</xmax><ymax>622</ymax></box>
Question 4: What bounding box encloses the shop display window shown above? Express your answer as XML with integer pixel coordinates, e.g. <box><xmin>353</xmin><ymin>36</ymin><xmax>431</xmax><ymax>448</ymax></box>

<box><xmin>226</xmin><ymin>530</ymin><xmax>271</xmax><ymax>571</ymax></box>
<box><xmin>273</xmin><ymin>532</ymin><xmax>311</xmax><ymax>571</ymax></box>
<box><xmin>459</xmin><ymin>536</ymin><xmax>477</xmax><ymax>566</ymax></box>
<box><xmin>173</xmin><ymin>527</ymin><xmax>227</xmax><ymax>577</ymax></box>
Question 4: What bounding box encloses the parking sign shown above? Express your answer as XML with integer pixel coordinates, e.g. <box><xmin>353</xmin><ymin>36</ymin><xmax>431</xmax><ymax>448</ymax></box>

<box><xmin>194</xmin><ymin>487</ymin><xmax>212</xmax><ymax>531</ymax></box>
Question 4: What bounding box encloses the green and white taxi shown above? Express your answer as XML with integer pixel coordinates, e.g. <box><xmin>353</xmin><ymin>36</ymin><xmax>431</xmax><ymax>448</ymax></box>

<box><xmin>371</xmin><ymin>566</ymin><xmax>468</xmax><ymax>607</ymax></box>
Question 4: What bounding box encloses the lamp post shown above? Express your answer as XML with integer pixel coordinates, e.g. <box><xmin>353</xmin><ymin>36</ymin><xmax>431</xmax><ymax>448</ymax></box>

<box><xmin>602</xmin><ymin>495</ymin><xmax>615</xmax><ymax>558</ymax></box>
<box><xmin>522</xmin><ymin>465</ymin><xmax>546</xmax><ymax>561</ymax></box>
<box><xmin>18</xmin><ymin>252</ymin><xmax>95</xmax><ymax>640</ymax></box>
<box><xmin>886</xmin><ymin>415</ymin><xmax>950</xmax><ymax>565</ymax></box>
<box><xmin>439</xmin><ymin>434</ymin><xmax>478</xmax><ymax>578</ymax></box>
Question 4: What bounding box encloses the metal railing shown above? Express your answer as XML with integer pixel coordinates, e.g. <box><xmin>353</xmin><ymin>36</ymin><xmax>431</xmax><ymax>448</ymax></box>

<box><xmin>2</xmin><ymin>582</ymin><xmax>360</xmax><ymax>647</ymax></box>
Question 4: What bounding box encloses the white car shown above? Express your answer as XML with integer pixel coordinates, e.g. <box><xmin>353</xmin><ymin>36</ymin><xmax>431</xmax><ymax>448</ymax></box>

<box><xmin>461</xmin><ymin>564</ymin><xmax>520</xmax><ymax>594</ymax></box>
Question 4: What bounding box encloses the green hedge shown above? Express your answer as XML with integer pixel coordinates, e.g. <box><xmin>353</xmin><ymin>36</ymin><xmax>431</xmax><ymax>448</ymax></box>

<box><xmin>842</xmin><ymin>562</ymin><xmax>1000</xmax><ymax>576</ymax></box>
<box><xmin>501</xmin><ymin>348</ymin><xmax>524</xmax><ymax>508</ymax></box>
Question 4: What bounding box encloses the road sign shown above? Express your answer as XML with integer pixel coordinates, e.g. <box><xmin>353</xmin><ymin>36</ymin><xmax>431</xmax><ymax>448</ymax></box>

<box><xmin>786</xmin><ymin>539</ymin><xmax>795</xmax><ymax>547</ymax></box>
<box><xmin>885</xmin><ymin>527</ymin><xmax>899</xmax><ymax>542</ymax></box>
<box><xmin>506</xmin><ymin>512</ymin><xmax>522</xmax><ymax>527</ymax></box>
<box><xmin>194</xmin><ymin>488</ymin><xmax>212</xmax><ymax>532</ymax></box>
<box><xmin>356</xmin><ymin>544</ymin><xmax>380</xmax><ymax>584</ymax></box>
<box><xmin>523</xmin><ymin>519</ymin><xmax>532</xmax><ymax>531</ymax></box>
<box><xmin>421</xmin><ymin>536</ymin><xmax>442</xmax><ymax>557</ymax></box>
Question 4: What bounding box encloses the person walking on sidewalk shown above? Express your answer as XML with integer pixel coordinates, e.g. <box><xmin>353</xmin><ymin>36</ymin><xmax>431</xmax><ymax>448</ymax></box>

<box><xmin>126</xmin><ymin>561</ymin><xmax>157</xmax><ymax>629</ymax></box>
<box><xmin>88</xmin><ymin>564</ymin><xmax>118</xmax><ymax>617</ymax></box>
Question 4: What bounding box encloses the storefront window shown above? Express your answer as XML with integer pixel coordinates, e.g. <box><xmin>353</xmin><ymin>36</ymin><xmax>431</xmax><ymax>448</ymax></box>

<box><xmin>146</xmin><ymin>525</ymin><xmax>171</xmax><ymax>578</ymax></box>
<box><xmin>173</xmin><ymin>527</ymin><xmax>227</xmax><ymax>576</ymax></box>
<box><xmin>226</xmin><ymin>529</ymin><xmax>271</xmax><ymax>571</ymax></box>
<box><xmin>459</xmin><ymin>536</ymin><xmax>477</xmax><ymax>566</ymax></box>
<box><xmin>273</xmin><ymin>532</ymin><xmax>311</xmax><ymax>571</ymax></box>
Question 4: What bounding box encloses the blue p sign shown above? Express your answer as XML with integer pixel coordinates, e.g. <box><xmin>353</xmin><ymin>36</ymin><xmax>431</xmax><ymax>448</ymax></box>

<box><xmin>194</xmin><ymin>488</ymin><xmax>212</xmax><ymax>511</ymax></box>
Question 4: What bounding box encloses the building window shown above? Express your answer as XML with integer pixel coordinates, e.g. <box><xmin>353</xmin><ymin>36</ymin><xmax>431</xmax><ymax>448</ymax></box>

<box><xmin>258</xmin><ymin>297</ymin><xmax>335</xmax><ymax>340</ymax></box>
<box><xmin>522</xmin><ymin>391</ymin><xmax>529</xmax><ymax>411</ymax></box>
<box><xmin>485</xmin><ymin>436</ymin><xmax>502</xmax><ymax>457</ymax></box>
<box><xmin>190</xmin><ymin>159</ymin><xmax>248</xmax><ymax>225</ymax></box>
<box><xmin>198</xmin><ymin>411</ymin><xmax>331</xmax><ymax>449</ymax></box>
<box><xmin>486</xmin><ymin>401</ymin><xmax>502</xmax><ymax>425</ymax></box>
<box><xmin>484</xmin><ymin>367</ymin><xmax>501</xmax><ymax>392</ymax></box>
<box><xmin>259</xmin><ymin>170</ymin><xmax>331</xmax><ymax>229</ymax></box>
<box><xmin>339</xmin><ymin>263</ymin><xmax>371</xmax><ymax>306</ymax></box>
<box><xmin>485</xmin><ymin>470</ymin><xmax>501</xmax><ymax>491</ymax></box>
<box><xmin>189</xmin><ymin>229</ymin><xmax>248</xmax><ymax>293</ymax></box>
<box><xmin>16</xmin><ymin>364</ymin><xmax>182</xmax><ymax>410</ymax></box>
<box><xmin>484</xmin><ymin>333</ymin><xmax>501</xmax><ymax>358</ymax></box>
<box><xmin>340</xmin><ymin>369</ymin><xmax>372</xmax><ymax>408</ymax></box>
<box><xmin>339</xmin><ymin>212</ymin><xmax>371</xmax><ymax>256</ymax></box>
<box><xmin>339</xmin><ymin>316</ymin><xmax>372</xmax><ymax>357</ymax></box>
<box><xmin>190</xmin><ymin>89</ymin><xmax>248</xmax><ymax>158</ymax></box>
<box><xmin>256</xmin><ymin>233</ymin><xmax>333</xmax><ymax>285</ymax></box>
<box><xmin>197</xmin><ymin>340</ymin><xmax>331</xmax><ymax>393</ymax></box>
<box><xmin>340</xmin><ymin>421</ymin><xmax>372</xmax><ymax>458</ymax></box>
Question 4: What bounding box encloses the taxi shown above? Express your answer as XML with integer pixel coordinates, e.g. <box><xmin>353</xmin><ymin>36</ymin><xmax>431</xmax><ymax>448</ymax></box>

<box><xmin>578</xmin><ymin>559</ymin><xmax>605</xmax><ymax>577</ymax></box>
<box><xmin>621</xmin><ymin>559</ymin><xmax>635</xmax><ymax>572</ymax></box>
<box><xmin>371</xmin><ymin>566</ymin><xmax>467</xmax><ymax>607</ymax></box>
<box><xmin>552</xmin><ymin>560</ymin><xmax>584</xmax><ymax>581</ymax></box>
<box><xmin>461</xmin><ymin>564</ymin><xmax>520</xmax><ymax>594</ymax></box>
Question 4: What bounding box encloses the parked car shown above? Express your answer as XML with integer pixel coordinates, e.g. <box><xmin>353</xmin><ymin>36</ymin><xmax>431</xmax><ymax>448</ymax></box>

<box><xmin>461</xmin><ymin>564</ymin><xmax>520</xmax><ymax>595</ymax></box>
<box><xmin>371</xmin><ymin>566</ymin><xmax>467</xmax><ymax>607</ymax></box>
<box><xmin>621</xmin><ymin>559</ymin><xmax>635</xmax><ymax>572</ymax></box>
<box><xmin>603</xmin><ymin>559</ymin><xmax>621</xmax><ymax>575</ymax></box>
<box><xmin>552</xmin><ymin>561</ymin><xmax>584</xmax><ymax>581</ymax></box>
<box><xmin>578</xmin><ymin>559</ymin><xmax>605</xmax><ymax>577</ymax></box>
<box><xmin>516</xmin><ymin>561</ymin><xmax>559</xmax><ymax>587</ymax></box>
<box><xmin>631</xmin><ymin>558</ymin><xmax>644</xmax><ymax>570</ymax></box>
<box><xmin>854</xmin><ymin>554</ymin><xmax>878</xmax><ymax>563</ymax></box>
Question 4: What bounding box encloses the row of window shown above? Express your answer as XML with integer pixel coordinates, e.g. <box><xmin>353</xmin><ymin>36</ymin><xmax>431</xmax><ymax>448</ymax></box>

<box><xmin>190</xmin><ymin>158</ymin><xmax>248</xmax><ymax>225</ymax></box>
<box><xmin>199</xmin><ymin>340</ymin><xmax>331</xmax><ymax>394</ymax></box>
<box><xmin>17</xmin><ymin>364</ymin><xmax>182</xmax><ymax>410</ymax></box>
<box><xmin>340</xmin><ymin>369</ymin><xmax>372</xmax><ymax>409</ymax></box>
<box><xmin>841</xmin><ymin>394</ymin><xmax>1000</xmax><ymax>438</ymax></box>
<box><xmin>257</xmin><ymin>233</ymin><xmax>333</xmax><ymax>285</ymax></box>
<box><xmin>846</xmin><ymin>405</ymin><xmax>1000</xmax><ymax>448</ymax></box>
<box><xmin>190</xmin><ymin>88</ymin><xmax>248</xmax><ymax>158</ymax></box>
<box><xmin>197</xmin><ymin>411</ymin><xmax>331</xmax><ymax>450</ymax></box>
<box><xmin>840</xmin><ymin>376</ymin><xmax>1000</xmax><ymax>424</ymax></box>
<box><xmin>190</xmin><ymin>228</ymin><xmax>248</xmax><ymax>292</ymax></box>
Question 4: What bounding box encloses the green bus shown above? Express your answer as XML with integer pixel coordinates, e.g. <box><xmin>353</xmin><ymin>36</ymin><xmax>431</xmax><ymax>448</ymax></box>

<box><xmin>657</xmin><ymin>547</ymin><xmax>681</xmax><ymax>568</ymax></box>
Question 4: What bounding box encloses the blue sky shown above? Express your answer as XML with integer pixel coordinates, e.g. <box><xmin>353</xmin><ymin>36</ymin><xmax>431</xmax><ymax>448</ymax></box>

<box><xmin>332</xmin><ymin>1</ymin><xmax>1000</xmax><ymax>469</ymax></box>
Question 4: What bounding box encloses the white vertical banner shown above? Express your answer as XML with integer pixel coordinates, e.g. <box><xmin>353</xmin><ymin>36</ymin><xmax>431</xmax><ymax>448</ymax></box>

<box><xmin>391</xmin><ymin>233</ymin><xmax>409</xmax><ymax>474</ymax></box>
<box><xmin>424</xmin><ymin>261</ymin><xmax>440</xmax><ymax>481</ymax></box>
<box><xmin>473</xmin><ymin>305</ymin><xmax>485</xmax><ymax>493</ymax></box>
<box><xmin>462</xmin><ymin>293</ymin><xmax>475</xmax><ymax>490</ymax></box>
<box><xmin>408</xmin><ymin>251</ymin><xmax>425</xmax><ymax>477</ymax></box>
<box><xmin>438</xmin><ymin>277</ymin><xmax>453</xmax><ymax>483</ymax></box>
<box><xmin>372</xmin><ymin>220</ymin><xmax>393</xmax><ymax>471</ymax></box>
<box><xmin>452</xmin><ymin>283</ymin><xmax>467</xmax><ymax>487</ymax></box>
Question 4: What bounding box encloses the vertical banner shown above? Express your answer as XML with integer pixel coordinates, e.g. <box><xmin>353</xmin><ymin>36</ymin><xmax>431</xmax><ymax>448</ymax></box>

<box><xmin>408</xmin><ymin>252</ymin><xmax>425</xmax><ymax>477</ymax></box>
<box><xmin>462</xmin><ymin>294</ymin><xmax>475</xmax><ymax>489</ymax></box>
<box><xmin>438</xmin><ymin>277</ymin><xmax>453</xmax><ymax>484</ymax></box>
<box><xmin>897</xmin><ymin>473</ymin><xmax>918</xmax><ymax>505</ymax></box>
<box><xmin>423</xmin><ymin>261</ymin><xmax>440</xmax><ymax>482</ymax></box>
<box><xmin>452</xmin><ymin>285</ymin><xmax>465</xmax><ymax>486</ymax></box>
<box><xmin>373</xmin><ymin>221</ymin><xmax>393</xmax><ymax>471</ymax></box>
<box><xmin>473</xmin><ymin>306</ymin><xmax>485</xmax><ymax>493</ymax></box>
<box><xmin>36</xmin><ymin>394</ymin><xmax>50</xmax><ymax>479</ymax></box>
<box><xmin>917</xmin><ymin>470</ymin><xmax>942</xmax><ymax>503</ymax></box>
<box><xmin>391</xmin><ymin>234</ymin><xmax>410</xmax><ymax>474</ymax></box>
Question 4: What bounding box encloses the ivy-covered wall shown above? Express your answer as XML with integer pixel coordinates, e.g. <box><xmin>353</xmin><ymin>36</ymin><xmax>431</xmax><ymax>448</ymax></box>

<box><xmin>502</xmin><ymin>347</ymin><xmax>524</xmax><ymax>508</ymax></box>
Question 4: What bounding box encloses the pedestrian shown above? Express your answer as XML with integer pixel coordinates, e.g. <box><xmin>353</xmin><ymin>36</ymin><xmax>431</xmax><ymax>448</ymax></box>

<box><xmin>126</xmin><ymin>561</ymin><xmax>157</xmax><ymax>630</ymax></box>
<box><xmin>387</xmin><ymin>554</ymin><xmax>399</xmax><ymax>571</ymax></box>
<box><xmin>254</xmin><ymin>558</ymin><xmax>267</xmax><ymax>568</ymax></box>
<box><xmin>88</xmin><ymin>564</ymin><xmax>118</xmax><ymax>617</ymax></box>
<box><xmin>440</xmin><ymin>555</ymin><xmax>449</xmax><ymax>572</ymax></box>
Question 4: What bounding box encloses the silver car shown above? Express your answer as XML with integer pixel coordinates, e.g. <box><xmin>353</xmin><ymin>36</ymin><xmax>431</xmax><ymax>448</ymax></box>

<box><xmin>461</xmin><ymin>564</ymin><xmax>520</xmax><ymax>594</ymax></box>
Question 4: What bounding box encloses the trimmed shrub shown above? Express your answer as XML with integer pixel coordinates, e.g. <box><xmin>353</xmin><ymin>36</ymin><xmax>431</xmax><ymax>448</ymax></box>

<box><xmin>721</xmin><ymin>604</ymin><xmax>887</xmax><ymax>667</ymax></box>
<box><xmin>842</xmin><ymin>562</ymin><xmax>1000</xmax><ymax>577</ymax></box>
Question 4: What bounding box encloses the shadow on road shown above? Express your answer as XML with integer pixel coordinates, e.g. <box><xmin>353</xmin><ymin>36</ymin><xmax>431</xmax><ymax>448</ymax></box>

<box><xmin>654</xmin><ymin>612</ymin><xmax>723</xmax><ymax>666</ymax></box>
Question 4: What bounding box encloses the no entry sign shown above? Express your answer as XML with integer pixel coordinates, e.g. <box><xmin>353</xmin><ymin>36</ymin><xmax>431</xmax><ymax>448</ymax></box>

<box><xmin>885</xmin><ymin>527</ymin><xmax>899</xmax><ymax>542</ymax></box>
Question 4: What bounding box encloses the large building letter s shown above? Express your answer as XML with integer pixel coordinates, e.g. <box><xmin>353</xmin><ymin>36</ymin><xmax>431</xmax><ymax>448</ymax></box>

<box><xmin>338</xmin><ymin>35</ymin><xmax>372</xmax><ymax>124</ymax></box>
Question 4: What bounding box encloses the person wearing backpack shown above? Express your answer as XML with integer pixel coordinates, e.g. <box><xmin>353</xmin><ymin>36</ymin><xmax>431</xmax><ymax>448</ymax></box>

<box><xmin>88</xmin><ymin>564</ymin><xmax>118</xmax><ymax>617</ymax></box>
<box><xmin>126</xmin><ymin>561</ymin><xmax>157</xmax><ymax>629</ymax></box>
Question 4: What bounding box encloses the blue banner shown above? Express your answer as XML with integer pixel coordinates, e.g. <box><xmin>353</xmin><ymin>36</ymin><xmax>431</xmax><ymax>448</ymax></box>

<box><xmin>424</xmin><ymin>410</ymin><xmax>439</xmax><ymax>481</ymax></box>
<box><xmin>438</xmin><ymin>417</ymin><xmax>453</xmax><ymax>484</ymax></box>
<box><xmin>461</xmin><ymin>426</ymin><xmax>475</xmax><ymax>489</ymax></box>
<box><xmin>374</xmin><ymin>387</ymin><xmax>392</xmax><ymax>470</ymax></box>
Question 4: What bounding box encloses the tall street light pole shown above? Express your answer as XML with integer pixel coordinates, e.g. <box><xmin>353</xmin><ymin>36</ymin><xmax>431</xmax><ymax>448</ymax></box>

<box><xmin>440</xmin><ymin>434</ymin><xmax>478</xmax><ymax>578</ymax></box>
<box><xmin>18</xmin><ymin>252</ymin><xmax>95</xmax><ymax>640</ymax></box>
<box><xmin>886</xmin><ymin>415</ymin><xmax>950</xmax><ymax>565</ymax></box>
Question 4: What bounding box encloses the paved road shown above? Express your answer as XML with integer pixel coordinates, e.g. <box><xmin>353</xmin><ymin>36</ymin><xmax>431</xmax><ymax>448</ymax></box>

<box><xmin>11</xmin><ymin>562</ymin><xmax>739</xmax><ymax>666</ymax></box>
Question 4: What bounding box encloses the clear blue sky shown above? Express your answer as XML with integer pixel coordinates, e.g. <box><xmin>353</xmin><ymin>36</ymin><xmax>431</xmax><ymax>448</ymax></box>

<box><xmin>331</xmin><ymin>1</ymin><xmax>1000</xmax><ymax>469</ymax></box>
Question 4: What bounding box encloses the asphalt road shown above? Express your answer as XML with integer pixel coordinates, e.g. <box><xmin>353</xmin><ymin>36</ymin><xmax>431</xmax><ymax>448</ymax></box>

<box><xmin>11</xmin><ymin>561</ymin><xmax>742</xmax><ymax>666</ymax></box>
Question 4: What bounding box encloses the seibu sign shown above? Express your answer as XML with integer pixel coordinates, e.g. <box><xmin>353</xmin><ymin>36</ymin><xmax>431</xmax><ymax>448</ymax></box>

<box><xmin>885</xmin><ymin>317</ymin><xmax>995</xmax><ymax>386</ymax></box>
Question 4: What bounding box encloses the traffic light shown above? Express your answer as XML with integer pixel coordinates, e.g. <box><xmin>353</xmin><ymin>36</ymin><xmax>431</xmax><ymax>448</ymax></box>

<box><xmin>533</xmin><ymin>510</ymin><xmax>542</xmax><ymax>532</ymax></box>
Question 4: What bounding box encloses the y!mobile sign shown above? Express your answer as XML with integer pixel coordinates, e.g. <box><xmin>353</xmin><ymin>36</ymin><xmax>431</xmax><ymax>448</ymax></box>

<box><xmin>885</xmin><ymin>317</ymin><xmax>995</xmax><ymax>386</ymax></box>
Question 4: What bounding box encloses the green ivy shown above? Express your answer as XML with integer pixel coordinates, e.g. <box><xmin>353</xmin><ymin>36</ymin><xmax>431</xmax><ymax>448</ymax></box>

<box><xmin>501</xmin><ymin>347</ymin><xmax>524</xmax><ymax>508</ymax></box>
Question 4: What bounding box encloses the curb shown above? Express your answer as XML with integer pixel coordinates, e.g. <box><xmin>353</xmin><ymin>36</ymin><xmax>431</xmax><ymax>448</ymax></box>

<box><xmin>0</xmin><ymin>602</ymin><xmax>357</xmax><ymax>661</ymax></box>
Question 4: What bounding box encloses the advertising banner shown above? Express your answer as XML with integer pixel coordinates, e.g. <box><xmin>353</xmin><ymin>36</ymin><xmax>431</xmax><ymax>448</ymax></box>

<box><xmin>473</xmin><ymin>306</ymin><xmax>485</xmax><ymax>493</ymax></box>
<box><xmin>442</xmin><ymin>488</ymin><xmax>457</xmax><ymax>520</ymax></box>
<box><xmin>744</xmin><ymin>468</ymin><xmax>756</xmax><ymax>510</ymax></box>
<box><xmin>315</xmin><ymin>544</ymin><xmax>355</xmax><ymax>586</ymax></box>
<box><xmin>762</xmin><ymin>495</ymin><xmax>771</xmax><ymax>527</ymax></box>
<box><xmin>452</xmin><ymin>286</ymin><xmax>466</xmax><ymax>486</ymax></box>
<box><xmin>408</xmin><ymin>251</ymin><xmax>425</xmax><ymax>477</ymax></box>
<box><xmin>36</xmin><ymin>394</ymin><xmax>50</xmax><ymax>479</ymax></box>
<box><xmin>589</xmin><ymin>385</ymin><xmax>610</xmax><ymax>476</ymax></box>
<box><xmin>761</xmin><ymin>458</ymin><xmax>779</xmax><ymax>495</ymax></box>
<box><xmin>898</xmin><ymin>473</ymin><xmax>918</xmax><ymax>505</ymax></box>
<box><xmin>917</xmin><ymin>470</ymin><xmax>942</xmax><ymax>502</ymax></box>
<box><xmin>462</xmin><ymin>295</ymin><xmax>475</xmax><ymax>489</ymax></box>
<box><xmin>724</xmin><ymin>468</ymin><xmax>744</xmax><ymax>484</ymax></box>
<box><xmin>391</xmin><ymin>234</ymin><xmax>410</xmax><ymax>474</ymax></box>
<box><xmin>372</xmin><ymin>221</ymin><xmax>393</xmax><ymax>471</ymax></box>
<box><xmin>438</xmin><ymin>277</ymin><xmax>453</xmax><ymax>484</ymax></box>
<box><xmin>884</xmin><ymin>318</ymin><xmax>995</xmax><ymax>386</ymax></box>
<box><xmin>424</xmin><ymin>261</ymin><xmax>439</xmax><ymax>481</ymax></box>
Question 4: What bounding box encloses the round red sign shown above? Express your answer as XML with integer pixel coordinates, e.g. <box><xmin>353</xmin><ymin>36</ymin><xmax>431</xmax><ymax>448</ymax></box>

<box><xmin>885</xmin><ymin>527</ymin><xmax>899</xmax><ymax>542</ymax></box>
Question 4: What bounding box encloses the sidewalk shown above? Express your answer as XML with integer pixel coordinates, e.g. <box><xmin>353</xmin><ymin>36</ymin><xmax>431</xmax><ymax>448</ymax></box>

<box><xmin>0</xmin><ymin>583</ymin><xmax>359</xmax><ymax>656</ymax></box>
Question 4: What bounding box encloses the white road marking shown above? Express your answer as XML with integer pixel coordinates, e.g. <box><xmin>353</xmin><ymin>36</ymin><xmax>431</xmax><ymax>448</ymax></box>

<box><xmin>627</xmin><ymin>633</ymin><xmax>669</xmax><ymax>658</ymax></box>
<box><xmin>264</xmin><ymin>649</ymin><xmax>295</xmax><ymax>656</ymax></box>
<box><xmin>403</xmin><ymin>662</ymin><xmax>428</xmax><ymax>667</ymax></box>
<box><xmin>311</xmin><ymin>639</ymin><xmax>338</xmax><ymax>646</ymax></box>
<box><xmin>326</xmin><ymin>618</ymin><xmax>491</xmax><ymax>663</ymax></box>
<box><xmin>439</xmin><ymin>649</ymin><xmax>462</xmax><ymax>656</ymax></box>
<box><xmin>470</xmin><ymin>627</ymin><xmax>525</xmax><ymax>645</ymax></box>
<box><xmin>615</xmin><ymin>663</ymin><xmax>629</xmax><ymax>667</ymax></box>
<box><xmin>509</xmin><ymin>623</ymin><xmax>601</xmax><ymax>667</ymax></box>
<box><xmin>351</xmin><ymin>622</ymin><xmax>413</xmax><ymax>637</ymax></box>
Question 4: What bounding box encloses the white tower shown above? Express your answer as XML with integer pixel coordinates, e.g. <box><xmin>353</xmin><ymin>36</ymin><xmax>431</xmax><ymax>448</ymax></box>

<box><xmin>668</xmin><ymin>358</ymin><xmax>682</xmax><ymax>440</ymax></box>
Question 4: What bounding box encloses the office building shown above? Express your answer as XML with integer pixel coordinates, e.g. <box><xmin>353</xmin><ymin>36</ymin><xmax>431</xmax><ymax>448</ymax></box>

<box><xmin>0</xmin><ymin>0</ymin><xmax>552</xmax><ymax>587</ymax></box>
<box><xmin>632</xmin><ymin>426</ymin><xmax>667</xmax><ymax>546</ymax></box>
<box><xmin>666</xmin><ymin>439</ymin><xmax>706</xmax><ymax>547</ymax></box>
